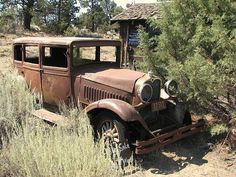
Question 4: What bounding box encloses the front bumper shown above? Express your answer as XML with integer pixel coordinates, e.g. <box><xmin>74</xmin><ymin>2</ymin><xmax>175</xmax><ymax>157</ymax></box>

<box><xmin>133</xmin><ymin>119</ymin><xmax>205</xmax><ymax>154</ymax></box>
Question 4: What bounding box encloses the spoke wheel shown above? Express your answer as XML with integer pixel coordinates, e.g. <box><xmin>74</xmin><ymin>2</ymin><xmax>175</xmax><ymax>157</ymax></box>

<box><xmin>96</xmin><ymin>111</ymin><xmax>132</xmax><ymax>164</ymax></box>
<box><xmin>100</xmin><ymin>120</ymin><xmax>120</xmax><ymax>144</ymax></box>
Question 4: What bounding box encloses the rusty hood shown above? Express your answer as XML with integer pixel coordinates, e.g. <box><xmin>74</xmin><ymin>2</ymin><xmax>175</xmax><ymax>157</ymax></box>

<box><xmin>78</xmin><ymin>65</ymin><xmax>145</xmax><ymax>93</ymax></box>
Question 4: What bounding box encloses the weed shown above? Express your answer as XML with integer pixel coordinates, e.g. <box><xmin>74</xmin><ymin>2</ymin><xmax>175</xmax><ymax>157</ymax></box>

<box><xmin>210</xmin><ymin>124</ymin><xmax>229</xmax><ymax>137</ymax></box>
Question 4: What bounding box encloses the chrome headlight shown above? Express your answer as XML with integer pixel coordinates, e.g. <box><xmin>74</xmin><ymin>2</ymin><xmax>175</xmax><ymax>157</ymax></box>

<box><xmin>164</xmin><ymin>80</ymin><xmax>178</xmax><ymax>97</ymax></box>
<box><xmin>138</xmin><ymin>83</ymin><xmax>153</xmax><ymax>103</ymax></box>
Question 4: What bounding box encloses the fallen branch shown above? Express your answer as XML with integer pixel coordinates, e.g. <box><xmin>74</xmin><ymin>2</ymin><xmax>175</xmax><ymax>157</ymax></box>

<box><xmin>218</xmin><ymin>130</ymin><xmax>231</xmax><ymax>153</ymax></box>
<box><xmin>227</xmin><ymin>159</ymin><xmax>236</xmax><ymax>167</ymax></box>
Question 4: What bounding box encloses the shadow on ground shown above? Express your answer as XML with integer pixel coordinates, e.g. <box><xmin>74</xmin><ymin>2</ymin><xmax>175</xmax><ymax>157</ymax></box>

<box><xmin>135</xmin><ymin>132</ymin><xmax>212</xmax><ymax>175</ymax></box>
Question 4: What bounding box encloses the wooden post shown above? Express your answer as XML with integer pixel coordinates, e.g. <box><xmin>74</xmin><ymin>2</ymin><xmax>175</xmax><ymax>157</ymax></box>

<box><xmin>124</xmin><ymin>23</ymin><xmax>130</xmax><ymax>67</ymax></box>
<box><xmin>95</xmin><ymin>46</ymin><xmax>100</xmax><ymax>61</ymax></box>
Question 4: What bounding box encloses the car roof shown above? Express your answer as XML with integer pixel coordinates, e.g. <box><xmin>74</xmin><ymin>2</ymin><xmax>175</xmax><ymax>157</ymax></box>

<box><xmin>13</xmin><ymin>37</ymin><xmax>121</xmax><ymax>46</ymax></box>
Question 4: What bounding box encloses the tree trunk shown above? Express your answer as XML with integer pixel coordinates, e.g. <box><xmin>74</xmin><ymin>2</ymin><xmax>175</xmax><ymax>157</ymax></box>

<box><xmin>22</xmin><ymin>0</ymin><xmax>35</xmax><ymax>30</ymax></box>
<box><xmin>58</xmin><ymin>0</ymin><xmax>61</xmax><ymax>23</ymax></box>
<box><xmin>91</xmin><ymin>0</ymin><xmax>95</xmax><ymax>32</ymax></box>
<box><xmin>23</xmin><ymin>10</ymin><xmax>32</xmax><ymax>30</ymax></box>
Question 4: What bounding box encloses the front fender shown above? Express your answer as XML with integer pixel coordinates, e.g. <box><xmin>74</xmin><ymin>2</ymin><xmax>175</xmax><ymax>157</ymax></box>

<box><xmin>85</xmin><ymin>99</ymin><xmax>153</xmax><ymax>135</ymax></box>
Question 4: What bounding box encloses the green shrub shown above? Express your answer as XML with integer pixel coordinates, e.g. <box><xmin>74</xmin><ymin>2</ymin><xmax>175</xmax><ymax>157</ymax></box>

<box><xmin>0</xmin><ymin>9</ymin><xmax>17</xmax><ymax>33</ymax></box>
<box><xmin>167</xmin><ymin>53</ymin><xmax>222</xmax><ymax>104</ymax></box>
<box><xmin>138</xmin><ymin>0</ymin><xmax>236</xmax><ymax>110</ymax></box>
<box><xmin>63</xmin><ymin>26</ymin><xmax>103</xmax><ymax>38</ymax></box>
<box><xmin>210</xmin><ymin>123</ymin><xmax>229</xmax><ymax>136</ymax></box>
<box><xmin>64</xmin><ymin>26</ymin><xmax>80</xmax><ymax>36</ymax></box>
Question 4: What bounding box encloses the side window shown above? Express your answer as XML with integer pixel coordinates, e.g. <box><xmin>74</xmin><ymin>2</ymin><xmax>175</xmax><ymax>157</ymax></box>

<box><xmin>43</xmin><ymin>47</ymin><xmax>68</xmax><ymax>68</ymax></box>
<box><xmin>14</xmin><ymin>45</ymin><xmax>22</xmax><ymax>61</ymax></box>
<box><xmin>24</xmin><ymin>46</ymin><xmax>39</xmax><ymax>64</ymax></box>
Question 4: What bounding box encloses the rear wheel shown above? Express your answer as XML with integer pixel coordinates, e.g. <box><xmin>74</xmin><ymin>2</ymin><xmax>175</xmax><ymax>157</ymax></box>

<box><xmin>95</xmin><ymin>111</ymin><xmax>132</xmax><ymax>164</ymax></box>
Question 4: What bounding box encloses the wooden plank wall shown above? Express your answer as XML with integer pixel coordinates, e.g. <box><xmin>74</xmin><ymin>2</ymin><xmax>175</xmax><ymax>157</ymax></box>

<box><xmin>119</xmin><ymin>20</ymin><xmax>147</xmax><ymax>67</ymax></box>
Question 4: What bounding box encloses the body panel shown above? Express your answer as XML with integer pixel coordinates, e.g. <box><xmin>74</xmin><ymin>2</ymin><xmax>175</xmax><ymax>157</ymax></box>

<box><xmin>23</xmin><ymin>62</ymin><xmax>42</xmax><ymax>94</ymax></box>
<box><xmin>41</xmin><ymin>66</ymin><xmax>71</xmax><ymax>105</ymax></box>
<box><xmin>73</xmin><ymin>64</ymin><xmax>145</xmax><ymax>93</ymax></box>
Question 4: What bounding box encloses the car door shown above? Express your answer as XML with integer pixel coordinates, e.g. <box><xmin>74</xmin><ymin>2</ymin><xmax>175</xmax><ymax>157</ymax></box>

<box><xmin>41</xmin><ymin>46</ymin><xmax>71</xmax><ymax>105</ymax></box>
<box><xmin>22</xmin><ymin>45</ymin><xmax>42</xmax><ymax>94</ymax></box>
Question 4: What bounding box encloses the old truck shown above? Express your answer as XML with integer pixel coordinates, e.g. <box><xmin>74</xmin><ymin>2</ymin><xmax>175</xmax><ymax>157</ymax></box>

<box><xmin>13</xmin><ymin>37</ymin><xmax>204</xmax><ymax>159</ymax></box>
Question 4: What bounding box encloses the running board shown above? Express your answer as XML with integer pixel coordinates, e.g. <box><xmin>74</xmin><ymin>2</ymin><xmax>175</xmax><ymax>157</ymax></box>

<box><xmin>31</xmin><ymin>108</ymin><xmax>66</xmax><ymax>124</ymax></box>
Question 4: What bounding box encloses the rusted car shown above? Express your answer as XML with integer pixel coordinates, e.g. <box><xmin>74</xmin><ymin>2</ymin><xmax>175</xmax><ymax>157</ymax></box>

<box><xmin>13</xmin><ymin>37</ymin><xmax>204</xmax><ymax>160</ymax></box>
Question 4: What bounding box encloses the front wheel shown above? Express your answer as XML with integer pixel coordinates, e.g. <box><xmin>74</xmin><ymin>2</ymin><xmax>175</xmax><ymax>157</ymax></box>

<box><xmin>95</xmin><ymin>111</ymin><xmax>132</xmax><ymax>164</ymax></box>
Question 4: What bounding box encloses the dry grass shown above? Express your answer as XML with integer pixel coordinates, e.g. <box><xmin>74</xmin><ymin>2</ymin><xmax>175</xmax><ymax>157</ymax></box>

<box><xmin>0</xmin><ymin>69</ymin><xmax>124</xmax><ymax>177</ymax></box>
<box><xmin>0</xmin><ymin>69</ymin><xmax>36</xmax><ymax>145</ymax></box>
<box><xmin>0</xmin><ymin>114</ymin><xmax>122</xmax><ymax>177</ymax></box>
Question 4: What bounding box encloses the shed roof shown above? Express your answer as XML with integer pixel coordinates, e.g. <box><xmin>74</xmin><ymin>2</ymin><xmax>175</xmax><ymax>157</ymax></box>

<box><xmin>13</xmin><ymin>37</ymin><xmax>120</xmax><ymax>46</ymax></box>
<box><xmin>111</xmin><ymin>3</ymin><xmax>161</xmax><ymax>22</ymax></box>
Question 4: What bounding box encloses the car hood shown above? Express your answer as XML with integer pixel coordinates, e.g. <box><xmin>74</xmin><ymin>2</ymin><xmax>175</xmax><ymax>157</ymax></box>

<box><xmin>78</xmin><ymin>65</ymin><xmax>145</xmax><ymax>93</ymax></box>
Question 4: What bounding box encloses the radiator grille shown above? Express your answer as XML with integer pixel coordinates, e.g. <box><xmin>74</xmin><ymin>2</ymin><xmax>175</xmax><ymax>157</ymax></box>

<box><xmin>151</xmin><ymin>79</ymin><xmax>161</xmax><ymax>101</ymax></box>
<box><xmin>84</xmin><ymin>86</ymin><xmax>128</xmax><ymax>102</ymax></box>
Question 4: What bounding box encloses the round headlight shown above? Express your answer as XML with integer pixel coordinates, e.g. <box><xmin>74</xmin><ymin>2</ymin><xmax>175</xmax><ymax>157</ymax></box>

<box><xmin>164</xmin><ymin>80</ymin><xmax>178</xmax><ymax>97</ymax></box>
<box><xmin>138</xmin><ymin>83</ymin><xmax>153</xmax><ymax>103</ymax></box>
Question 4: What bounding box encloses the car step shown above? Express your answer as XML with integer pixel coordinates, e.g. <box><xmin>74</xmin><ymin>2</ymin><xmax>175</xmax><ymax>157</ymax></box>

<box><xmin>31</xmin><ymin>108</ymin><xmax>66</xmax><ymax>124</ymax></box>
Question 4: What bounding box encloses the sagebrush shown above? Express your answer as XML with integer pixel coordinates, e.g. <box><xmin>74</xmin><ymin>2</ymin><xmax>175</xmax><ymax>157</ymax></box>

<box><xmin>0</xmin><ymin>70</ymin><xmax>123</xmax><ymax>177</ymax></box>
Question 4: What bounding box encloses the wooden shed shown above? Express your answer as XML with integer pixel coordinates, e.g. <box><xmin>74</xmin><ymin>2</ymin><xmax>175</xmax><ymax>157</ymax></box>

<box><xmin>111</xmin><ymin>3</ymin><xmax>161</xmax><ymax>66</ymax></box>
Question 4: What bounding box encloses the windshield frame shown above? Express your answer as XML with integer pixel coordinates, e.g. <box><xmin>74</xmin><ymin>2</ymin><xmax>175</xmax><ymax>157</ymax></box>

<box><xmin>70</xmin><ymin>40</ymin><xmax>121</xmax><ymax>67</ymax></box>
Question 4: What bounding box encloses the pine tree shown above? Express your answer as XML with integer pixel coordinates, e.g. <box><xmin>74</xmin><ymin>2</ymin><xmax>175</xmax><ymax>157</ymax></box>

<box><xmin>78</xmin><ymin>0</ymin><xmax>123</xmax><ymax>32</ymax></box>
<box><xmin>34</xmin><ymin>0</ymin><xmax>79</xmax><ymax>34</ymax></box>
<box><xmin>0</xmin><ymin>0</ymin><xmax>37</xmax><ymax>30</ymax></box>
<box><xmin>139</xmin><ymin>0</ymin><xmax>236</xmax><ymax>107</ymax></box>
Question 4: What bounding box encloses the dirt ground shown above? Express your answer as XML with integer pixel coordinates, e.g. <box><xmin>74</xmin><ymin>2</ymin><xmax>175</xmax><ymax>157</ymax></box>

<box><xmin>0</xmin><ymin>33</ymin><xmax>236</xmax><ymax>177</ymax></box>
<box><xmin>130</xmin><ymin>133</ymin><xmax>236</xmax><ymax>177</ymax></box>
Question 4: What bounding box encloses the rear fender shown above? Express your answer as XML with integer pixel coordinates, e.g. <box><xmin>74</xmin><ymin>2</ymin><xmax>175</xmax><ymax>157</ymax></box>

<box><xmin>85</xmin><ymin>99</ymin><xmax>153</xmax><ymax>136</ymax></box>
